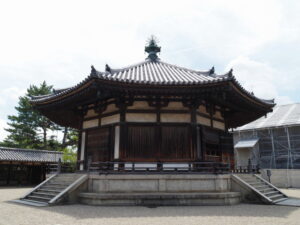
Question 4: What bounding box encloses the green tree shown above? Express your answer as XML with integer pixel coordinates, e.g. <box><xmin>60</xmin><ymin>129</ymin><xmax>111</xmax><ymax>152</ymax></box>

<box><xmin>0</xmin><ymin>81</ymin><xmax>78</xmax><ymax>151</ymax></box>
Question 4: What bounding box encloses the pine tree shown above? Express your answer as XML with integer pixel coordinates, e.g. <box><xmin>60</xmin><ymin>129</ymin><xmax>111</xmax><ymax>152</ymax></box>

<box><xmin>0</xmin><ymin>81</ymin><xmax>76</xmax><ymax>150</ymax></box>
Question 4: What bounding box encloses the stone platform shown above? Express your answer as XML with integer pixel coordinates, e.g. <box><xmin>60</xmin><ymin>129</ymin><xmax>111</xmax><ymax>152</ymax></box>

<box><xmin>79</xmin><ymin>191</ymin><xmax>241</xmax><ymax>206</ymax></box>
<box><xmin>78</xmin><ymin>174</ymin><xmax>241</xmax><ymax>206</ymax></box>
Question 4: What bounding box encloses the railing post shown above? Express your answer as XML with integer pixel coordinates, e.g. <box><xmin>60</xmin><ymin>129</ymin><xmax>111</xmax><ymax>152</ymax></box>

<box><xmin>87</xmin><ymin>156</ymin><xmax>92</xmax><ymax>172</ymax></box>
<box><xmin>157</xmin><ymin>161</ymin><xmax>162</xmax><ymax>172</ymax></box>
<box><xmin>248</xmin><ymin>159</ymin><xmax>252</xmax><ymax>174</ymax></box>
<box><xmin>57</xmin><ymin>158</ymin><xmax>61</xmax><ymax>174</ymax></box>
<box><xmin>256</xmin><ymin>164</ymin><xmax>260</xmax><ymax>174</ymax></box>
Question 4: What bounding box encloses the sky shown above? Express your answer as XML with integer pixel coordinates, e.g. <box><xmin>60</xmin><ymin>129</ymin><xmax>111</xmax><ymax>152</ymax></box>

<box><xmin>0</xmin><ymin>0</ymin><xmax>300</xmax><ymax>141</ymax></box>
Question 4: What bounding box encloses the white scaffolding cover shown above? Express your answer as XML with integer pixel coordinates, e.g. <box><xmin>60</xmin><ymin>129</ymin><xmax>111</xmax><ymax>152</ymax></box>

<box><xmin>234</xmin><ymin>139</ymin><xmax>259</xmax><ymax>148</ymax></box>
<box><xmin>236</xmin><ymin>103</ymin><xmax>300</xmax><ymax>131</ymax></box>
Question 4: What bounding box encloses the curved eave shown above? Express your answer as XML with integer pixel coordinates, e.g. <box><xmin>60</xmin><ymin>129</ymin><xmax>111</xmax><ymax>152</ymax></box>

<box><xmin>31</xmin><ymin>74</ymin><xmax>274</xmax><ymax>111</ymax></box>
<box><xmin>229</xmin><ymin>78</ymin><xmax>275</xmax><ymax>110</ymax></box>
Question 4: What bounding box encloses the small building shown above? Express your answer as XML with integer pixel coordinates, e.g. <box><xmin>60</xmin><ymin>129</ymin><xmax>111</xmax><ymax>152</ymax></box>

<box><xmin>234</xmin><ymin>103</ymin><xmax>300</xmax><ymax>170</ymax></box>
<box><xmin>0</xmin><ymin>147</ymin><xmax>62</xmax><ymax>185</ymax></box>
<box><xmin>30</xmin><ymin>38</ymin><xmax>274</xmax><ymax>171</ymax></box>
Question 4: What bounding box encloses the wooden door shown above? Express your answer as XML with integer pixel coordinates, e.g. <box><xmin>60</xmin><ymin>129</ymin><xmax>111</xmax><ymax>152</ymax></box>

<box><xmin>86</xmin><ymin>127</ymin><xmax>112</xmax><ymax>162</ymax></box>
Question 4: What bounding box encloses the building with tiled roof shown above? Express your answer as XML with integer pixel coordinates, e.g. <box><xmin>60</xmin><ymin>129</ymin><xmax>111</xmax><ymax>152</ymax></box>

<box><xmin>234</xmin><ymin>103</ymin><xmax>300</xmax><ymax>169</ymax></box>
<box><xmin>0</xmin><ymin>147</ymin><xmax>62</xmax><ymax>185</ymax></box>
<box><xmin>30</xmin><ymin>37</ymin><xmax>274</xmax><ymax>171</ymax></box>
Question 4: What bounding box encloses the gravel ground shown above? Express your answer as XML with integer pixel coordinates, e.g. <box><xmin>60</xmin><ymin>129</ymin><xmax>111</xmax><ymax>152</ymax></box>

<box><xmin>1</xmin><ymin>187</ymin><xmax>300</xmax><ymax>225</ymax></box>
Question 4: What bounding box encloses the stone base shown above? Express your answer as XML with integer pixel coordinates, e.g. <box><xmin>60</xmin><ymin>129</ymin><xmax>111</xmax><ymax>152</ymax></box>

<box><xmin>88</xmin><ymin>174</ymin><xmax>232</xmax><ymax>193</ymax></box>
<box><xmin>79</xmin><ymin>192</ymin><xmax>241</xmax><ymax>206</ymax></box>
<box><xmin>77</xmin><ymin>174</ymin><xmax>241</xmax><ymax>206</ymax></box>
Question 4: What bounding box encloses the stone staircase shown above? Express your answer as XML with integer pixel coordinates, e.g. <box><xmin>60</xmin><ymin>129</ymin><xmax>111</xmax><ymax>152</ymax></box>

<box><xmin>14</xmin><ymin>173</ymin><xmax>88</xmax><ymax>206</ymax></box>
<box><xmin>232</xmin><ymin>174</ymin><xmax>288</xmax><ymax>204</ymax></box>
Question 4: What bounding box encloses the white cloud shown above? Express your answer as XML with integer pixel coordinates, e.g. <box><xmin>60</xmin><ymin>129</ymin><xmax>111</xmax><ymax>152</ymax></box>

<box><xmin>0</xmin><ymin>87</ymin><xmax>26</xmax><ymax>106</ymax></box>
<box><xmin>0</xmin><ymin>119</ymin><xmax>9</xmax><ymax>141</ymax></box>
<box><xmin>0</xmin><ymin>0</ymin><xmax>299</xmax><ymax>134</ymax></box>
<box><xmin>225</xmin><ymin>56</ymin><xmax>293</xmax><ymax>104</ymax></box>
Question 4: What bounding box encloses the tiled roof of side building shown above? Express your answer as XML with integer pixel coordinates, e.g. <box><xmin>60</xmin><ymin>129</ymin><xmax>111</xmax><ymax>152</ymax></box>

<box><xmin>0</xmin><ymin>147</ymin><xmax>63</xmax><ymax>163</ymax></box>
<box><xmin>236</xmin><ymin>103</ymin><xmax>300</xmax><ymax>131</ymax></box>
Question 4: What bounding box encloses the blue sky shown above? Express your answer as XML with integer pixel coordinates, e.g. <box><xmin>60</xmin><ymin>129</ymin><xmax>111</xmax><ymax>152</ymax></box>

<box><xmin>0</xmin><ymin>0</ymin><xmax>300</xmax><ymax>140</ymax></box>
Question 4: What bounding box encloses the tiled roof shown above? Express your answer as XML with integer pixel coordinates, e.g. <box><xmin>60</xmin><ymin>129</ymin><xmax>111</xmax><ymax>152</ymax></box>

<box><xmin>30</xmin><ymin>59</ymin><xmax>274</xmax><ymax>107</ymax></box>
<box><xmin>30</xmin><ymin>60</ymin><xmax>233</xmax><ymax>103</ymax></box>
<box><xmin>236</xmin><ymin>103</ymin><xmax>300</xmax><ymax>131</ymax></box>
<box><xmin>0</xmin><ymin>147</ymin><xmax>63</xmax><ymax>163</ymax></box>
<box><xmin>100</xmin><ymin>60</ymin><xmax>225</xmax><ymax>85</ymax></box>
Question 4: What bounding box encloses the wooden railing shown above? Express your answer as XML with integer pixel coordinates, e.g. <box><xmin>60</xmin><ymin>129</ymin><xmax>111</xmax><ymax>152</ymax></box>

<box><xmin>88</xmin><ymin>161</ymin><xmax>230</xmax><ymax>174</ymax></box>
<box><xmin>231</xmin><ymin>165</ymin><xmax>260</xmax><ymax>174</ymax></box>
<box><xmin>46</xmin><ymin>160</ymin><xmax>76</xmax><ymax>174</ymax></box>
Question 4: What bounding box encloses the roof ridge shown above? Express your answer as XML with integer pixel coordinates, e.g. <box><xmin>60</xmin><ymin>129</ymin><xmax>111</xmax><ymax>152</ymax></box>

<box><xmin>105</xmin><ymin>60</ymin><xmax>151</xmax><ymax>74</ymax></box>
<box><xmin>104</xmin><ymin>59</ymin><xmax>215</xmax><ymax>77</ymax></box>
<box><xmin>158</xmin><ymin>60</ymin><xmax>212</xmax><ymax>75</ymax></box>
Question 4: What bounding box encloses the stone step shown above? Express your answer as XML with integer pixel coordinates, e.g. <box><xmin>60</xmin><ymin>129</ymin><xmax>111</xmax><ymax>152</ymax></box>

<box><xmin>51</xmin><ymin>179</ymin><xmax>77</xmax><ymax>183</ymax></box>
<box><xmin>269</xmin><ymin>194</ymin><xmax>285</xmax><ymax>200</ymax></box>
<box><xmin>56</xmin><ymin>174</ymin><xmax>81</xmax><ymax>178</ymax></box>
<box><xmin>265</xmin><ymin>191</ymin><xmax>280</xmax><ymax>196</ymax></box>
<box><xmin>254</xmin><ymin>185</ymin><xmax>270</xmax><ymax>189</ymax></box>
<box><xmin>42</xmin><ymin>184</ymin><xmax>69</xmax><ymax>188</ymax></box>
<box><xmin>36</xmin><ymin>189</ymin><xmax>61</xmax><ymax>193</ymax></box>
<box><xmin>47</xmin><ymin>182</ymin><xmax>73</xmax><ymax>186</ymax></box>
<box><xmin>243</xmin><ymin>179</ymin><xmax>258</xmax><ymax>182</ymax></box>
<box><xmin>31</xmin><ymin>192</ymin><xmax>57</xmax><ymax>198</ymax></box>
<box><xmin>273</xmin><ymin>197</ymin><xmax>288</xmax><ymax>203</ymax></box>
<box><xmin>26</xmin><ymin>195</ymin><xmax>52</xmax><ymax>203</ymax></box>
<box><xmin>259</xmin><ymin>188</ymin><xmax>275</xmax><ymax>193</ymax></box>
<box><xmin>12</xmin><ymin>199</ymin><xmax>48</xmax><ymax>207</ymax></box>
<box><xmin>78</xmin><ymin>192</ymin><xmax>241</xmax><ymax>206</ymax></box>
<box><xmin>249</xmin><ymin>182</ymin><xmax>264</xmax><ymax>186</ymax></box>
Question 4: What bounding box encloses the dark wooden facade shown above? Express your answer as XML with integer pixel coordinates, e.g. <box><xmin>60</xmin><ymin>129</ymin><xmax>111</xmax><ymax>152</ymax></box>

<box><xmin>0</xmin><ymin>147</ymin><xmax>63</xmax><ymax>185</ymax></box>
<box><xmin>79</xmin><ymin>97</ymin><xmax>235</xmax><ymax>169</ymax></box>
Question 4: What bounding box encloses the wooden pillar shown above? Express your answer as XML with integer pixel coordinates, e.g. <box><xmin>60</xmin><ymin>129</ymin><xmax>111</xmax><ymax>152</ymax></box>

<box><xmin>118</xmin><ymin>103</ymin><xmax>126</xmax><ymax>160</ymax></box>
<box><xmin>114</xmin><ymin>125</ymin><xmax>120</xmax><ymax>159</ymax></box>
<box><xmin>80</xmin><ymin>132</ymin><xmax>86</xmax><ymax>170</ymax></box>
<box><xmin>191</xmin><ymin>106</ymin><xmax>198</xmax><ymax>160</ymax></box>
<box><xmin>6</xmin><ymin>162</ymin><xmax>12</xmax><ymax>185</ymax></box>
<box><xmin>77</xmin><ymin>130</ymin><xmax>82</xmax><ymax>170</ymax></box>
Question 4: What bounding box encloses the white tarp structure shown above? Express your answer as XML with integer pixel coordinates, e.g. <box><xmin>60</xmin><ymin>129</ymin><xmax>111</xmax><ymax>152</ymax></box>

<box><xmin>234</xmin><ymin>103</ymin><xmax>300</xmax><ymax>169</ymax></box>
<box><xmin>234</xmin><ymin>139</ymin><xmax>259</xmax><ymax>149</ymax></box>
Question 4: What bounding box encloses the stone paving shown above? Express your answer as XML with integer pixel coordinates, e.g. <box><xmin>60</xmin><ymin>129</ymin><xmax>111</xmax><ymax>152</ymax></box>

<box><xmin>1</xmin><ymin>187</ymin><xmax>300</xmax><ymax>225</ymax></box>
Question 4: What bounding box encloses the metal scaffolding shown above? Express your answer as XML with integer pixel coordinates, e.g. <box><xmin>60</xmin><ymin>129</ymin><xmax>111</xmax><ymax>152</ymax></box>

<box><xmin>234</xmin><ymin>126</ymin><xmax>300</xmax><ymax>169</ymax></box>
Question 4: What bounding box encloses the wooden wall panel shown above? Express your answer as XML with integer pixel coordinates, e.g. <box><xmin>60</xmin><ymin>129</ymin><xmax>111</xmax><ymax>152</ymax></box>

<box><xmin>123</xmin><ymin>124</ymin><xmax>192</xmax><ymax>161</ymax></box>
<box><xmin>125</xmin><ymin>126</ymin><xmax>157</xmax><ymax>160</ymax></box>
<box><xmin>160</xmin><ymin>126</ymin><xmax>192</xmax><ymax>160</ymax></box>
<box><xmin>86</xmin><ymin>128</ymin><xmax>111</xmax><ymax>162</ymax></box>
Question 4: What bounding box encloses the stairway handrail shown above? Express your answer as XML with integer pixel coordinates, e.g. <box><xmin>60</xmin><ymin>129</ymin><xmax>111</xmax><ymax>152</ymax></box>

<box><xmin>231</xmin><ymin>174</ymin><xmax>273</xmax><ymax>203</ymax></box>
<box><xmin>253</xmin><ymin>174</ymin><xmax>288</xmax><ymax>198</ymax></box>
<box><xmin>49</xmin><ymin>174</ymin><xmax>88</xmax><ymax>205</ymax></box>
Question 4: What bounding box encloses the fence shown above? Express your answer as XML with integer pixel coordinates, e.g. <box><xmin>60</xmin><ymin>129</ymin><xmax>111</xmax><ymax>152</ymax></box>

<box><xmin>88</xmin><ymin>161</ymin><xmax>230</xmax><ymax>174</ymax></box>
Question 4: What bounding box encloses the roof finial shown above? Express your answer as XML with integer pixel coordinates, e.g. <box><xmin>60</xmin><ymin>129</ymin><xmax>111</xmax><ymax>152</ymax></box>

<box><xmin>90</xmin><ymin>65</ymin><xmax>97</xmax><ymax>76</ymax></box>
<box><xmin>228</xmin><ymin>68</ymin><xmax>233</xmax><ymax>77</ymax></box>
<box><xmin>209</xmin><ymin>66</ymin><xmax>215</xmax><ymax>75</ymax></box>
<box><xmin>145</xmin><ymin>35</ymin><xmax>161</xmax><ymax>61</ymax></box>
<box><xmin>105</xmin><ymin>64</ymin><xmax>111</xmax><ymax>73</ymax></box>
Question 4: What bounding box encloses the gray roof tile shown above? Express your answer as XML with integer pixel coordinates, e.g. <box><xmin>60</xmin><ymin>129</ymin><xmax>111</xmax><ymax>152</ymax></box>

<box><xmin>0</xmin><ymin>147</ymin><xmax>63</xmax><ymax>163</ymax></box>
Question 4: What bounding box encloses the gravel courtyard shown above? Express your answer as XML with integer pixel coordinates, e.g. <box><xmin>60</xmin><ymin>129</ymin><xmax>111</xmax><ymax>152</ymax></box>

<box><xmin>1</xmin><ymin>187</ymin><xmax>300</xmax><ymax>225</ymax></box>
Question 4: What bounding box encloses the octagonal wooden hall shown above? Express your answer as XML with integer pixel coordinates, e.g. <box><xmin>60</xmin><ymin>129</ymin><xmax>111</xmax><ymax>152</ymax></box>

<box><xmin>30</xmin><ymin>38</ymin><xmax>274</xmax><ymax>172</ymax></box>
